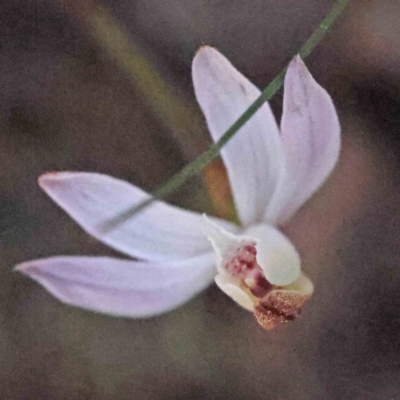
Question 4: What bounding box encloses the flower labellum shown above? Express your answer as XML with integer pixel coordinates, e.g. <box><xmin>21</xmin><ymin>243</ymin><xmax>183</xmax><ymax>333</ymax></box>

<box><xmin>16</xmin><ymin>46</ymin><xmax>340</xmax><ymax>330</ymax></box>
<box><xmin>203</xmin><ymin>216</ymin><xmax>314</xmax><ymax>329</ymax></box>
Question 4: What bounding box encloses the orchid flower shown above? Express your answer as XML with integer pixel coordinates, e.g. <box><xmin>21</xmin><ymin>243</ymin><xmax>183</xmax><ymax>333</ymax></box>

<box><xmin>16</xmin><ymin>47</ymin><xmax>340</xmax><ymax>330</ymax></box>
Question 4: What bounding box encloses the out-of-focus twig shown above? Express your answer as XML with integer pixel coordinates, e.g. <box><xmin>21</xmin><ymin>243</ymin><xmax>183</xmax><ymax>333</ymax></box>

<box><xmin>55</xmin><ymin>0</ymin><xmax>209</xmax><ymax>160</ymax></box>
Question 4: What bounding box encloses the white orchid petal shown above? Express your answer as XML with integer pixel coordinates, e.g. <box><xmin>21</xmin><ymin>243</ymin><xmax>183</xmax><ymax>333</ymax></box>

<box><xmin>265</xmin><ymin>56</ymin><xmax>341</xmax><ymax>225</ymax></box>
<box><xmin>244</xmin><ymin>224</ymin><xmax>301</xmax><ymax>286</ymax></box>
<box><xmin>215</xmin><ymin>274</ymin><xmax>254</xmax><ymax>311</ymax></box>
<box><xmin>16</xmin><ymin>254</ymin><xmax>215</xmax><ymax>318</ymax></box>
<box><xmin>39</xmin><ymin>172</ymin><xmax>212</xmax><ymax>262</ymax></box>
<box><xmin>193</xmin><ymin>46</ymin><xmax>283</xmax><ymax>226</ymax></box>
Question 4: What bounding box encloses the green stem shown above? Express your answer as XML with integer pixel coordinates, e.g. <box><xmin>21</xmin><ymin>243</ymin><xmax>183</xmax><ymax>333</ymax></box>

<box><xmin>104</xmin><ymin>0</ymin><xmax>350</xmax><ymax>231</ymax></box>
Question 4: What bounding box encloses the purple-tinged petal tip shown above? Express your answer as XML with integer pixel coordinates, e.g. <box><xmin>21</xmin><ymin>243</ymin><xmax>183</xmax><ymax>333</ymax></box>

<box><xmin>265</xmin><ymin>57</ymin><xmax>341</xmax><ymax>225</ymax></box>
<box><xmin>15</xmin><ymin>255</ymin><xmax>215</xmax><ymax>318</ymax></box>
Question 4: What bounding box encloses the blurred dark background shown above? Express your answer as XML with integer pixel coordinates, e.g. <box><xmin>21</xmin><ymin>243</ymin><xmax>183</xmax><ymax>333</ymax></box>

<box><xmin>2</xmin><ymin>0</ymin><xmax>400</xmax><ymax>398</ymax></box>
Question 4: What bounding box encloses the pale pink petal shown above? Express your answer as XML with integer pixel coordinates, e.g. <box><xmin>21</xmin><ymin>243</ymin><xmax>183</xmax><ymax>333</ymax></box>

<box><xmin>15</xmin><ymin>253</ymin><xmax>215</xmax><ymax>317</ymax></box>
<box><xmin>192</xmin><ymin>46</ymin><xmax>283</xmax><ymax>226</ymax></box>
<box><xmin>265</xmin><ymin>56</ymin><xmax>341</xmax><ymax>225</ymax></box>
<box><xmin>39</xmin><ymin>172</ymin><xmax>214</xmax><ymax>262</ymax></box>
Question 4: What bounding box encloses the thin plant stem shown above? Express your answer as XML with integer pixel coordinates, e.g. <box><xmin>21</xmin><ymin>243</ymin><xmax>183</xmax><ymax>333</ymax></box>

<box><xmin>102</xmin><ymin>0</ymin><xmax>351</xmax><ymax>231</ymax></box>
